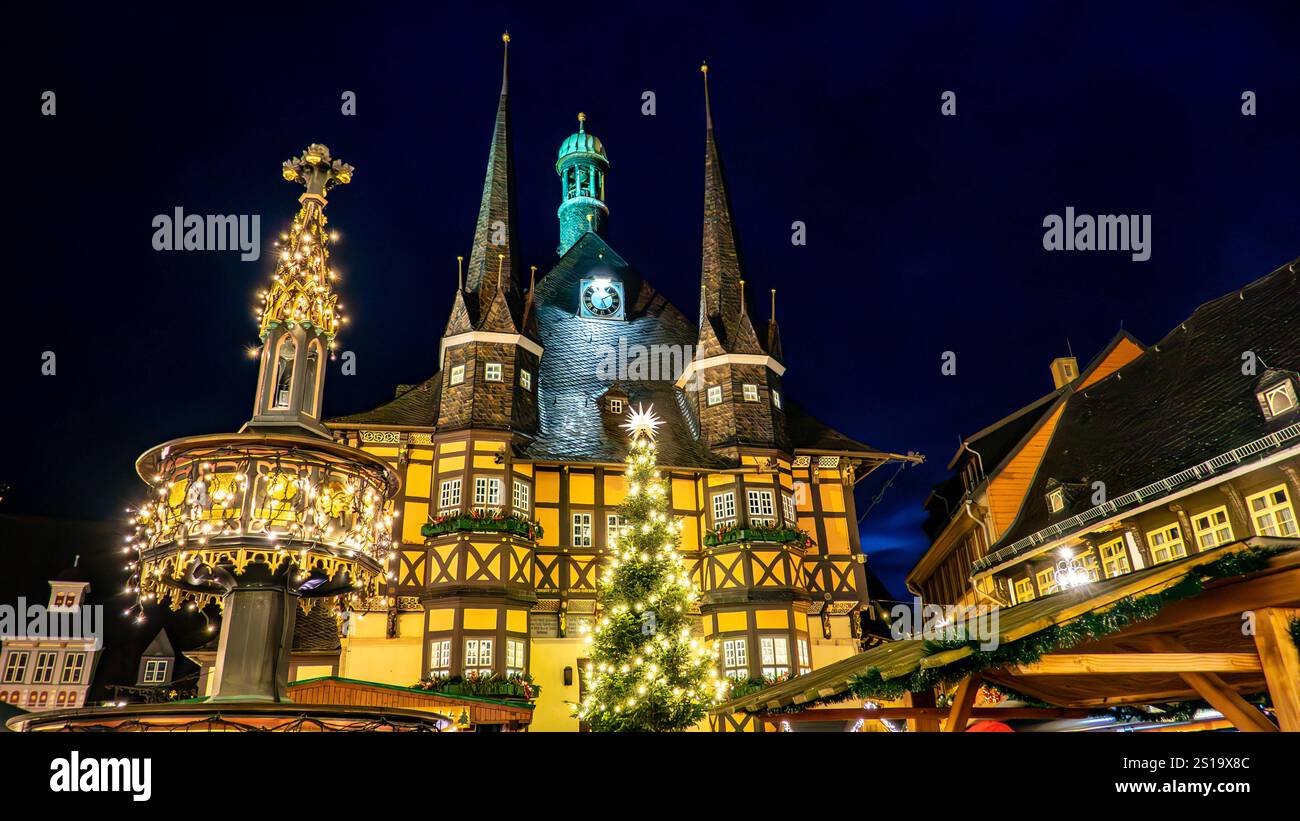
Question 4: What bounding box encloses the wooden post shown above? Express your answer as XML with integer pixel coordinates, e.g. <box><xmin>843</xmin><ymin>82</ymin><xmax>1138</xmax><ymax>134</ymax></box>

<box><xmin>903</xmin><ymin>688</ymin><xmax>942</xmax><ymax>733</ymax></box>
<box><xmin>943</xmin><ymin>674</ymin><xmax>982</xmax><ymax>733</ymax></box>
<box><xmin>1252</xmin><ymin>607</ymin><xmax>1300</xmax><ymax>732</ymax></box>
<box><xmin>1150</xmin><ymin>636</ymin><xmax>1277</xmax><ymax>732</ymax></box>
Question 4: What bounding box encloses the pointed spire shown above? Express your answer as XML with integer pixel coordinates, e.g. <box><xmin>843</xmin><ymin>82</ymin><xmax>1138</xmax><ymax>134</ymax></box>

<box><xmin>698</xmin><ymin>63</ymin><xmax>763</xmax><ymax>355</ymax></box>
<box><xmin>462</xmin><ymin>33</ymin><xmax>522</xmax><ymax>333</ymax></box>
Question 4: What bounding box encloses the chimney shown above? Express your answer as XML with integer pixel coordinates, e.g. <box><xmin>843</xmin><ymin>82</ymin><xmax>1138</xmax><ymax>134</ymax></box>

<box><xmin>1050</xmin><ymin>356</ymin><xmax>1079</xmax><ymax>389</ymax></box>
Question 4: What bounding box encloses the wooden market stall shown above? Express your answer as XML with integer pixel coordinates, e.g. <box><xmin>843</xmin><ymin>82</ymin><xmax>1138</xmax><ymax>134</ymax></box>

<box><xmin>715</xmin><ymin>537</ymin><xmax>1300</xmax><ymax>732</ymax></box>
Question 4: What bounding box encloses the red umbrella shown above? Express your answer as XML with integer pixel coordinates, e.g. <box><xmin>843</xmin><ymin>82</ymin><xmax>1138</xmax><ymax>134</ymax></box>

<box><xmin>967</xmin><ymin>720</ymin><xmax>1014</xmax><ymax>732</ymax></box>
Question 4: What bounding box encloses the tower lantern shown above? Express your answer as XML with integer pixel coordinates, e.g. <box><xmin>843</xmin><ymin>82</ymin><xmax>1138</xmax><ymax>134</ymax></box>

<box><xmin>556</xmin><ymin>112</ymin><xmax>609</xmax><ymax>254</ymax></box>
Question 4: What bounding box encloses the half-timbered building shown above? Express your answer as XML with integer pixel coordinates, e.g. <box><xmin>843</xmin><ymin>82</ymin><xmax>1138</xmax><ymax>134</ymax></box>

<box><xmin>312</xmin><ymin>39</ymin><xmax>919</xmax><ymax>731</ymax></box>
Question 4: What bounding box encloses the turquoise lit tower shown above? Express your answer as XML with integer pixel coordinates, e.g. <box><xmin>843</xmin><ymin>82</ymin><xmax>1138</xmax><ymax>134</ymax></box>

<box><xmin>556</xmin><ymin>112</ymin><xmax>609</xmax><ymax>254</ymax></box>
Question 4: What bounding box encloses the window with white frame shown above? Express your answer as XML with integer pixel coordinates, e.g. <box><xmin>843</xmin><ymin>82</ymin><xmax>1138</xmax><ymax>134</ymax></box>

<box><xmin>1035</xmin><ymin>567</ymin><xmax>1059</xmax><ymax>596</ymax></box>
<box><xmin>782</xmin><ymin>493</ymin><xmax>797</xmax><ymax>526</ymax></box>
<box><xmin>706</xmin><ymin>386</ymin><xmax>722</xmax><ymax>406</ymax></box>
<box><xmin>506</xmin><ymin>638</ymin><xmax>526</xmax><ymax>677</ymax></box>
<box><xmin>608</xmin><ymin>398</ymin><xmax>624</xmax><ymax>414</ymax></box>
<box><xmin>572</xmin><ymin>512</ymin><xmax>593</xmax><ymax>547</ymax></box>
<box><xmin>1047</xmin><ymin>487</ymin><xmax>1065</xmax><ymax>514</ymax></box>
<box><xmin>1098</xmin><ymin>537</ymin><xmax>1131</xmax><ymax>578</ymax></box>
<box><xmin>439</xmin><ymin>478</ymin><xmax>462</xmax><ymax>511</ymax></box>
<box><xmin>142</xmin><ymin>659</ymin><xmax>169</xmax><ymax>684</ymax></box>
<box><xmin>1146</xmin><ymin>523</ymin><xmax>1187</xmax><ymax>564</ymax></box>
<box><xmin>519</xmin><ymin>369</ymin><xmax>532</xmax><ymax>390</ymax></box>
<box><xmin>759</xmin><ymin>636</ymin><xmax>790</xmax><ymax>678</ymax></box>
<box><xmin>747</xmin><ymin>489</ymin><xmax>775</xmax><ymax>525</ymax></box>
<box><xmin>1192</xmin><ymin>506</ymin><xmax>1234</xmax><ymax>549</ymax></box>
<box><xmin>606</xmin><ymin>513</ymin><xmax>627</xmax><ymax>545</ymax></box>
<box><xmin>1013</xmin><ymin>577</ymin><xmax>1036</xmax><ymax>604</ymax></box>
<box><xmin>722</xmin><ymin>638</ymin><xmax>748</xmax><ymax>679</ymax></box>
<box><xmin>772</xmin><ymin>390</ymin><xmax>782</xmax><ymax>410</ymax></box>
<box><xmin>512</xmin><ymin>478</ymin><xmax>530</xmax><ymax>515</ymax></box>
<box><xmin>712</xmin><ymin>490</ymin><xmax>736</xmax><ymax>526</ymax></box>
<box><xmin>32</xmin><ymin>652</ymin><xmax>56</xmax><ymax>684</ymax></box>
<box><xmin>61</xmin><ymin>652</ymin><xmax>86</xmax><ymax>684</ymax></box>
<box><xmin>484</xmin><ymin>362</ymin><xmax>503</xmax><ymax>382</ymax></box>
<box><xmin>473</xmin><ymin>476</ymin><xmax>502</xmax><ymax>512</ymax></box>
<box><xmin>450</xmin><ymin>364</ymin><xmax>466</xmax><ymax>386</ymax></box>
<box><xmin>464</xmin><ymin>639</ymin><xmax>493</xmax><ymax>676</ymax></box>
<box><xmin>742</xmin><ymin>383</ymin><xmax>759</xmax><ymax>402</ymax></box>
<box><xmin>797</xmin><ymin>638</ymin><xmax>811</xmax><ymax>676</ymax></box>
<box><xmin>428</xmin><ymin>640</ymin><xmax>451</xmax><ymax>677</ymax></box>
<box><xmin>2</xmin><ymin>652</ymin><xmax>29</xmax><ymax>683</ymax></box>
<box><xmin>1247</xmin><ymin>485</ymin><xmax>1298</xmax><ymax>537</ymax></box>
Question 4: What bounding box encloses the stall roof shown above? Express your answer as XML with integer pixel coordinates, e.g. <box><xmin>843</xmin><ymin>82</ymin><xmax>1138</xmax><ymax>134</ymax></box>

<box><xmin>718</xmin><ymin>537</ymin><xmax>1300</xmax><ymax>715</ymax></box>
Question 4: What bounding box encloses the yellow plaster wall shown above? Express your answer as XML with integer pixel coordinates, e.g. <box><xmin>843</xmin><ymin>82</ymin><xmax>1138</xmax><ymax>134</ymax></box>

<box><xmin>810</xmin><ymin>638</ymin><xmax>859</xmax><ymax>670</ymax></box>
<box><xmin>530</xmin><ymin>638</ymin><xmax>585</xmax><ymax>732</ymax></box>
<box><xmin>339</xmin><ymin>613</ymin><xmax>423</xmax><ymax>686</ymax></box>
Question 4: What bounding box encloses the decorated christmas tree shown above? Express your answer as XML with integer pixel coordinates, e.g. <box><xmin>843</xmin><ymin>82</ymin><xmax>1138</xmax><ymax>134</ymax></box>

<box><xmin>575</xmin><ymin>404</ymin><xmax>724</xmax><ymax>731</ymax></box>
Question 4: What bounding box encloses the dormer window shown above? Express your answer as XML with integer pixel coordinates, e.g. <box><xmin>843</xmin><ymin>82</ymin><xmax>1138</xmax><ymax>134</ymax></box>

<box><xmin>608</xmin><ymin>398</ymin><xmax>624</xmax><ymax>414</ymax></box>
<box><xmin>143</xmin><ymin>659</ymin><xmax>169</xmax><ymax>684</ymax></box>
<box><xmin>1047</xmin><ymin>487</ymin><xmax>1065</xmax><ymax>514</ymax></box>
<box><xmin>1263</xmin><ymin>381</ymin><xmax>1296</xmax><ymax>417</ymax></box>
<box><xmin>1255</xmin><ymin>370</ymin><xmax>1299</xmax><ymax>421</ymax></box>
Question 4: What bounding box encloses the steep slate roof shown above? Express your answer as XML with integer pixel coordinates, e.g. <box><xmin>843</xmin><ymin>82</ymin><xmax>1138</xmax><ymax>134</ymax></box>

<box><xmin>329</xmin><ymin>230</ymin><xmax>886</xmax><ymax>470</ymax></box>
<box><xmin>989</xmin><ymin>258</ymin><xmax>1300</xmax><ymax>557</ymax></box>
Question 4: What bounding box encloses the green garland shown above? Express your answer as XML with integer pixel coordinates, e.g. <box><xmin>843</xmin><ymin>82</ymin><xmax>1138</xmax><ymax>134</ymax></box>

<box><xmin>840</xmin><ymin>546</ymin><xmax>1283</xmax><ymax>706</ymax></box>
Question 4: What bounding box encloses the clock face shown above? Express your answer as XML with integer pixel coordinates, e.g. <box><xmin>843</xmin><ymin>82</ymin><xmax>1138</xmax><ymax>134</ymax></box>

<box><xmin>580</xmin><ymin>279</ymin><xmax>624</xmax><ymax>319</ymax></box>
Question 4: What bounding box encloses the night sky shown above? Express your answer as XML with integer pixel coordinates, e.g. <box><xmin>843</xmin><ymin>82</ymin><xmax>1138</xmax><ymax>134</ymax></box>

<box><xmin>6</xmin><ymin>1</ymin><xmax>1299</xmax><ymax>617</ymax></box>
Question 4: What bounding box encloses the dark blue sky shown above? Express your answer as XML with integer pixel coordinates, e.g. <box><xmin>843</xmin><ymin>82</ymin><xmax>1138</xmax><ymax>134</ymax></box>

<box><xmin>6</xmin><ymin>1</ymin><xmax>1299</xmax><ymax>600</ymax></box>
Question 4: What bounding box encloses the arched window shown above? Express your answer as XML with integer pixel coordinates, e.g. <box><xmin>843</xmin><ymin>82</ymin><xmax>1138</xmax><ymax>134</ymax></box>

<box><xmin>272</xmin><ymin>335</ymin><xmax>297</xmax><ymax>410</ymax></box>
<box><xmin>302</xmin><ymin>340</ymin><xmax>323</xmax><ymax>417</ymax></box>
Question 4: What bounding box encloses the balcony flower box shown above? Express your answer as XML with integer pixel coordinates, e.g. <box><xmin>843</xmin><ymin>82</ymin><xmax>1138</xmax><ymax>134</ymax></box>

<box><xmin>421</xmin><ymin>512</ymin><xmax>543</xmax><ymax>541</ymax></box>
<box><xmin>704</xmin><ymin>524</ymin><xmax>812</xmax><ymax>548</ymax></box>
<box><xmin>414</xmin><ymin>673</ymin><xmax>540</xmax><ymax>701</ymax></box>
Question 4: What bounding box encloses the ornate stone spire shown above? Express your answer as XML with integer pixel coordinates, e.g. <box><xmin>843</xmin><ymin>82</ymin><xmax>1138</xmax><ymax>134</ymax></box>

<box><xmin>248</xmin><ymin>144</ymin><xmax>353</xmax><ymax>436</ymax></box>
<box><xmin>697</xmin><ymin>63</ymin><xmax>763</xmax><ymax>357</ymax></box>
<box><xmin>257</xmin><ymin>144</ymin><xmax>353</xmax><ymax>344</ymax></box>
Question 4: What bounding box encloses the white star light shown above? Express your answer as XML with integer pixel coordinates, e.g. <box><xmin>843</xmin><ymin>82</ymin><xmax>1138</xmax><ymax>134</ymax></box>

<box><xmin>621</xmin><ymin>403</ymin><xmax>663</xmax><ymax>441</ymax></box>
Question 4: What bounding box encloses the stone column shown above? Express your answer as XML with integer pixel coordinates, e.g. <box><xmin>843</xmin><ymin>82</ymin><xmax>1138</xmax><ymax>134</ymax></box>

<box><xmin>1217</xmin><ymin>482</ymin><xmax>1252</xmax><ymax>539</ymax></box>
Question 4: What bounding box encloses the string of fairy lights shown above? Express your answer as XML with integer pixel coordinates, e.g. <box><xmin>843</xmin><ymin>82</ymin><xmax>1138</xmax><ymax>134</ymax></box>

<box><xmin>574</xmin><ymin>405</ymin><xmax>728</xmax><ymax>730</ymax></box>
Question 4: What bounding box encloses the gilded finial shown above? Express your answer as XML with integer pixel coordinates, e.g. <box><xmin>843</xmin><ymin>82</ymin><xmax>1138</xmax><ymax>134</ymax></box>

<box><xmin>771</xmin><ymin>288</ymin><xmax>777</xmax><ymax>321</ymax></box>
<box><xmin>739</xmin><ymin>278</ymin><xmax>747</xmax><ymax>315</ymax></box>
<box><xmin>701</xmin><ymin>62</ymin><xmax>713</xmax><ymax>129</ymax></box>
<box><xmin>578</xmin><ymin>111</ymin><xmax>586</xmax><ymax>132</ymax></box>
<box><xmin>457</xmin><ymin>256</ymin><xmax>464</xmax><ymax>290</ymax></box>
<box><xmin>502</xmin><ymin>31</ymin><xmax>510</xmax><ymax>43</ymax></box>
<box><xmin>497</xmin><ymin>253</ymin><xmax>505</xmax><ymax>290</ymax></box>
